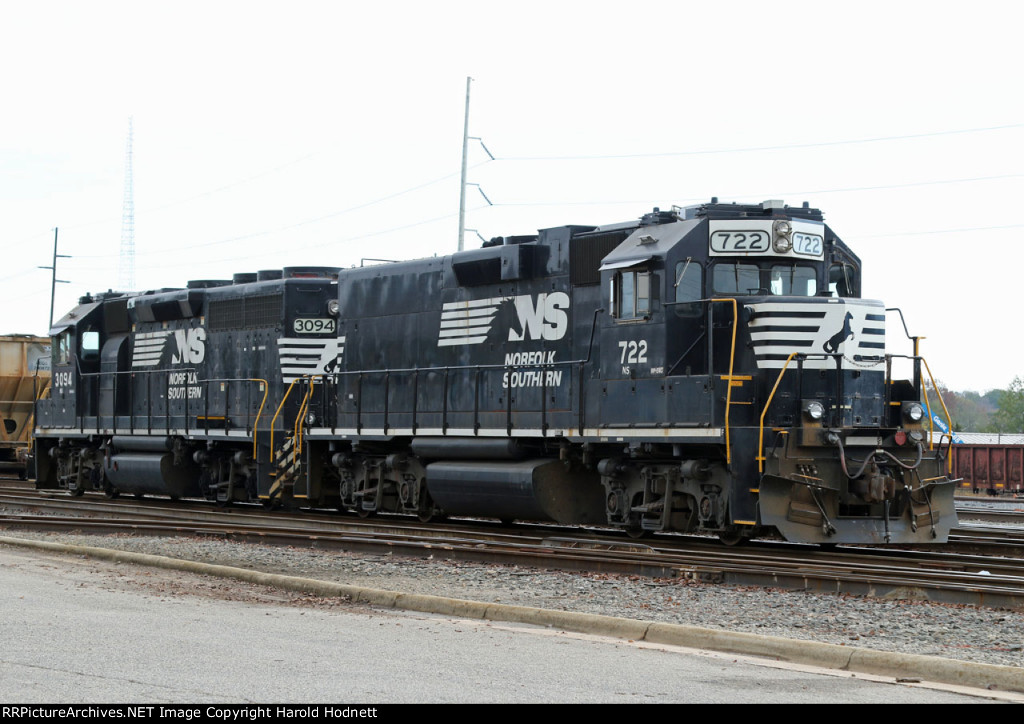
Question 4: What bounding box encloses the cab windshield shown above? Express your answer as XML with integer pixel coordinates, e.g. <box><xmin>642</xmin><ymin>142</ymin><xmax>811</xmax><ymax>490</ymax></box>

<box><xmin>713</xmin><ymin>262</ymin><xmax>817</xmax><ymax>296</ymax></box>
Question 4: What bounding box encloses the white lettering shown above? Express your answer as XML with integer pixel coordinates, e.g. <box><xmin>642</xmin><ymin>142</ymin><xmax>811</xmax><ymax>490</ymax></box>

<box><xmin>501</xmin><ymin>370</ymin><xmax>563</xmax><ymax>389</ymax></box>
<box><xmin>504</xmin><ymin>351</ymin><xmax>556</xmax><ymax>366</ymax></box>
<box><xmin>172</xmin><ymin>328</ymin><xmax>206</xmax><ymax>364</ymax></box>
<box><xmin>508</xmin><ymin>292</ymin><xmax>569</xmax><ymax>342</ymax></box>
<box><xmin>167</xmin><ymin>371</ymin><xmax>202</xmax><ymax>401</ymax></box>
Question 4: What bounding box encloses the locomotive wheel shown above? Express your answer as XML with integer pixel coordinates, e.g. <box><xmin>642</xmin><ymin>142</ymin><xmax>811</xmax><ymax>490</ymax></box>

<box><xmin>625</xmin><ymin>520</ymin><xmax>649</xmax><ymax>539</ymax></box>
<box><xmin>357</xmin><ymin>507</ymin><xmax>374</xmax><ymax>519</ymax></box>
<box><xmin>103</xmin><ymin>486</ymin><xmax>120</xmax><ymax>499</ymax></box>
<box><xmin>134</xmin><ymin>493</ymin><xmax>146</xmax><ymax>500</ymax></box>
<box><xmin>717</xmin><ymin>529</ymin><xmax>749</xmax><ymax>546</ymax></box>
<box><xmin>67</xmin><ymin>487</ymin><xmax>85</xmax><ymax>498</ymax></box>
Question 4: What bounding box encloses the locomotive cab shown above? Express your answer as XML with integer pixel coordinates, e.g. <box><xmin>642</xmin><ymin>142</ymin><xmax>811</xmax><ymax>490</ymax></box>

<box><xmin>35</xmin><ymin>291</ymin><xmax>135</xmax><ymax>492</ymax></box>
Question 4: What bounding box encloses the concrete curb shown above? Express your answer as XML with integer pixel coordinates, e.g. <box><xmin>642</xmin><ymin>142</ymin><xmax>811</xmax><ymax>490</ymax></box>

<box><xmin>4</xmin><ymin>534</ymin><xmax>1023</xmax><ymax>694</ymax></box>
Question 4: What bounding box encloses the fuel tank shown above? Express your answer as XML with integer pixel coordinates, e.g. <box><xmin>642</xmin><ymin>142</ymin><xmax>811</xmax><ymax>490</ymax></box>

<box><xmin>425</xmin><ymin>458</ymin><xmax>605</xmax><ymax>524</ymax></box>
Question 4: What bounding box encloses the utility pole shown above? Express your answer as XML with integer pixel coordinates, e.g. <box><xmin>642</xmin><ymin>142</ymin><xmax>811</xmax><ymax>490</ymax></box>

<box><xmin>458</xmin><ymin>76</ymin><xmax>472</xmax><ymax>252</ymax></box>
<box><xmin>38</xmin><ymin>228</ymin><xmax>71</xmax><ymax>331</ymax></box>
<box><xmin>456</xmin><ymin>78</ymin><xmax>494</xmax><ymax>252</ymax></box>
<box><xmin>118</xmin><ymin>116</ymin><xmax>136</xmax><ymax>290</ymax></box>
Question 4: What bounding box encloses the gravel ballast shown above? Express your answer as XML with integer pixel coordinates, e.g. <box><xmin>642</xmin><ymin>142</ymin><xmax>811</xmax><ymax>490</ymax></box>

<box><xmin>5</xmin><ymin>530</ymin><xmax>1024</xmax><ymax>670</ymax></box>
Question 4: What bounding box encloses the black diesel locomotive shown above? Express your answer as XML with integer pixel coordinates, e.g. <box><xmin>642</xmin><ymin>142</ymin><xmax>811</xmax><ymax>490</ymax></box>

<box><xmin>33</xmin><ymin>200</ymin><xmax>958</xmax><ymax>544</ymax></box>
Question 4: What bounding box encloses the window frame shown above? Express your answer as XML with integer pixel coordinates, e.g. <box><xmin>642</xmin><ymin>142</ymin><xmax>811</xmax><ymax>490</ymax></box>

<box><xmin>611</xmin><ymin>268</ymin><xmax>653</xmax><ymax>320</ymax></box>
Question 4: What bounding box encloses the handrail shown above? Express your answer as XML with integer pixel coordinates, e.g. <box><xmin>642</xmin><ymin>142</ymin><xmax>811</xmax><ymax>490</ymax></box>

<box><xmin>269</xmin><ymin>378</ymin><xmax>303</xmax><ymax>460</ymax></box>
<box><xmin>757</xmin><ymin>352</ymin><xmax>800</xmax><ymax>473</ymax></box>
<box><xmin>291</xmin><ymin>376</ymin><xmax>321</xmax><ymax>457</ymax></box>
<box><xmin>757</xmin><ymin>351</ymin><xmax>953</xmax><ymax>474</ymax></box>
<box><xmin>249</xmin><ymin>379</ymin><xmax>269</xmax><ymax>458</ymax></box>
<box><xmin>919</xmin><ymin>356</ymin><xmax>954</xmax><ymax>470</ymax></box>
<box><xmin>709</xmin><ymin>299</ymin><xmax>739</xmax><ymax>464</ymax></box>
<box><xmin>44</xmin><ymin>368</ymin><xmax>270</xmax><ymax>452</ymax></box>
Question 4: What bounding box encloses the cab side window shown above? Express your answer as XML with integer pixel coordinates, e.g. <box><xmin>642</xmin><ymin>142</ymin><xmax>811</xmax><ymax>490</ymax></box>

<box><xmin>674</xmin><ymin>259</ymin><xmax>702</xmax><ymax>317</ymax></box>
<box><xmin>611</xmin><ymin>269</ymin><xmax>651</xmax><ymax>319</ymax></box>
<box><xmin>829</xmin><ymin>263</ymin><xmax>858</xmax><ymax>297</ymax></box>
<box><xmin>81</xmin><ymin>329</ymin><xmax>100</xmax><ymax>362</ymax></box>
<box><xmin>55</xmin><ymin>331</ymin><xmax>72</xmax><ymax>366</ymax></box>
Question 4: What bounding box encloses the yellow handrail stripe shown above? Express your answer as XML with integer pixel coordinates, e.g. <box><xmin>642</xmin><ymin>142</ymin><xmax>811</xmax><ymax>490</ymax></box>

<box><xmin>269</xmin><ymin>378</ymin><xmax>302</xmax><ymax>461</ymax></box>
<box><xmin>919</xmin><ymin>356</ymin><xmax>954</xmax><ymax>472</ymax></box>
<box><xmin>757</xmin><ymin>352</ymin><xmax>799</xmax><ymax>472</ymax></box>
<box><xmin>292</xmin><ymin>376</ymin><xmax>322</xmax><ymax>458</ymax></box>
<box><xmin>250</xmin><ymin>379</ymin><xmax>269</xmax><ymax>459</ymax></box>
<box><xmin>711</xmin><ymin>299</ymin><xmax>738</xmax><ymax>465</ymax></box>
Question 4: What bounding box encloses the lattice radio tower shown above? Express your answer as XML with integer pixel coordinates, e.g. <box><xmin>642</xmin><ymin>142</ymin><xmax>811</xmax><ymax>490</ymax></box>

<box><xmin>118</xmin><ymin>117</ymin><xmax>135</xmax><ymax>291</ymax></box>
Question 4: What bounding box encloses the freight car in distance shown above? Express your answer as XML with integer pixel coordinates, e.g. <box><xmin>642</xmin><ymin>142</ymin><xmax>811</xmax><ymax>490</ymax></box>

<box><xmin>1</xmin><ymin>335</ymin><xmax>50</xmax><ymax>478</ymax></box>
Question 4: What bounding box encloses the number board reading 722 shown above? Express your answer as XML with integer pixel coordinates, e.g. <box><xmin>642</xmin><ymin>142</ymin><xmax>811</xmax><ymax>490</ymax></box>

<box><xmin>710</xmin><ymin>230</ymin><xmax>770</xmax><ymax>254</ymax></box>
<box><xmin>792</xmin><ymin>232</ymin><xmax>823</xmax><ymax>257</ymax></box>
<box><xmin>293</xmin><ymin>318</ymin><xmax>337</xmax><ymax>334</ymax></box>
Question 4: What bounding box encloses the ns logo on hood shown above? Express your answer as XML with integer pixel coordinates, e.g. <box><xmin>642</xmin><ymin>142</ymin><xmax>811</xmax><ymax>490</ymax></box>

<box><xmin>438</xmin><ymin>292</ymin><xmax>570</xmax><ymax>347</ymax></box>
<box><xmin>132</xmin><ymin>327</ymin><xmax>207</xmax><ymax>368</ymax></box>
<box><xmin>172</xmin><ymin>328</ymin><xmax>206</xmax><ymax>364</ymax></box>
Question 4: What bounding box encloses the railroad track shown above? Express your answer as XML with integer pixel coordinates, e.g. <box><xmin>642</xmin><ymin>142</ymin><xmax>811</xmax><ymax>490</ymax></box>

<box><xmin>4</xmin><ymin>484</ymin><xmax>1024</xmax><ymax>611</ymax></box>
<box><xmin>956</xmin><ymin>506</ymin><xmax>1024</xmax><ymax>525</ymax></box>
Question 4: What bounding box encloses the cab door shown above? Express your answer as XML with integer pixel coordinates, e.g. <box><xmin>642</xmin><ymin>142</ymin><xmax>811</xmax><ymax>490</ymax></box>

<box><xmin>598</xmin><ymin>264</ymin><xmax>665</xmax><ymax>426</ymax></box>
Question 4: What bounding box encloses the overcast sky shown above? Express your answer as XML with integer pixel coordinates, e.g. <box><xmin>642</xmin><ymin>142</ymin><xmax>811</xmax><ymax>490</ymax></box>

<box><xmin>1</xmin><ymin>0</ymin><xmax>1020</xmax><ymax>392</ymax></box>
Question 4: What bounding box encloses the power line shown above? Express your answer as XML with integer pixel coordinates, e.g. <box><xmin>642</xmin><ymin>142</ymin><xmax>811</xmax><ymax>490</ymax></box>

<box><xmin>490</xmin><ymin>173</ymin><xmax>1024</xmax><ymax>208</ymax></box>
<box><xmin>858</xmin><ymin>223</ymin><xmax>1024</xmax><ymax>239</ymax></box>
<box><xmin>69</xmin><ymin>207</ymin><xmax>474</xmax><ymax>274</ymax></box>
<box><xmin>497</xmin><ymin>123</ymin><xmax>1024</xmax><ymax>161</ymax></box>
<box><xmin>68</xmin><ymin>163</ymin><xmax>490</xmax><ymax>260</ymax></box>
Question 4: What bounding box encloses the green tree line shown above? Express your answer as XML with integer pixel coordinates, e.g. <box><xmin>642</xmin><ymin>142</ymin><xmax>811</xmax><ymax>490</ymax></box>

<box><xmin>931</xmin><ymin>376</ymin><xmax>1024</xmax><ymax>433</ymax></box>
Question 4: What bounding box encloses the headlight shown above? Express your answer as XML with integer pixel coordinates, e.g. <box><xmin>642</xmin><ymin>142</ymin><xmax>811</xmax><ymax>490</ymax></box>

<box><xmin>327</xmin><ymin>299</ymin><xmax>340</xmax><ymax>316</ymax></box>
<box><xmin>803</xmin><ymin>400</ymin><xmax>825</xmax><ymax>421</ymax></box>
<box><xmin>905</xmin><ymin>403</ymin><xmax>925</xmax><ymax>422</ymax></box>
<box><xmin>772</xmin><ymin>219</ymin><xmax>793</xmax><ymax>253</ymax></box>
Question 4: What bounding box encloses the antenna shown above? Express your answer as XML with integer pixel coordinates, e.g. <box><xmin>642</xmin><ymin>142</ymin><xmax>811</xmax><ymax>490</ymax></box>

<box><xmin>118</xmin><ymin>117</ymin><xmax>135</xmax><ymax>290</ymax></box>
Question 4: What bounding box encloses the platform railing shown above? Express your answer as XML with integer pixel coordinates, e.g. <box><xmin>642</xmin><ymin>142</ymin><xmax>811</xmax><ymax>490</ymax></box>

<box><xmin>756</xmin><ymin>352</ymin><xmax>953</xmax><ymax>473</ymax></box>
<box><xmin>36</xmin><ymin>365</ymin><xmax>270</xmax><ymax>442</ymax></box>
